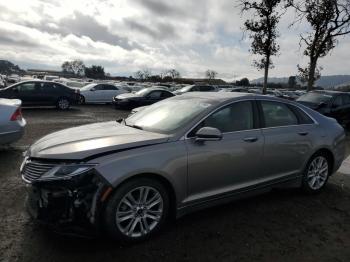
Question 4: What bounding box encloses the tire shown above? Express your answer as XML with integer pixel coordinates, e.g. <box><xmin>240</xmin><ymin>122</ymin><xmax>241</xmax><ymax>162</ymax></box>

<box><xmin>79</xmin><ymin>95</ymin><xmax>85</xmax><ymax>105</ymax></box>
<box><xmin>104</xmin><ymin>178</ymin><xmax>170</xmax><ymax>242</ymax></box>
<box><xmin>56</xmin><ymin>97</ymin><xmax>70</xmax><ymax>110</ymax></box>
<box><xmin>301</xmin><ymin>152</ymin><xmax>331</xmax><ymax>194</ymax></box>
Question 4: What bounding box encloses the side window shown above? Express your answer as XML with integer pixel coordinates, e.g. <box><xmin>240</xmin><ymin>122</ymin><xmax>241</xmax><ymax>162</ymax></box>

<box><xmin>192</xmin><ymin>86</ymin><xmax>200</xmax><ymax>92</ymax></box>
<box><xmin>17</xmin><ymin>82</ymin><xmax>37</xmax><ymax>92</ymax></box>
<box><xmin>202</xmin><ymin>101</ymin><xmax>254</xmax><ymax>133</ymax></box>
<box><xmin>161</xmin><ymin>91</ymin><xmax>173</xmax><ymax>98</ymax></box>
<box><xmin>332</xmin><ymin>95</ymin><xmax>342</xmax><ymax>108</ymax></box>
<box><xmin>290</xmin><ymin>105</ymin><xmax>314</xmax><ymax>124</ymax></box>
<box><xmin>148</xmin><ymin>91</ymin><xmax>162</xmax><ymax>99</ymax></box>
<box><xmin>342</xmin><ymin>94</ymin><xmax>350</xmax><ymax>105</ymax></box>
<box><xmin>261</xmin><ymin>101</ymin><xmax>298</xmax><ymax>128</ymax></box>
<box><xmin>103</xmin><ymin>85</ymin><xmax>117</xmax><ymax>90</ymax></box>
<box><xmin>93</xmin><ymin>85</ymin><xmax>103</xmax><ymax>91</ymax></box>
<box><xmin>201</xmin><ymin>86</ymin><xmax>214</xmax><ymax>92</ymax></box>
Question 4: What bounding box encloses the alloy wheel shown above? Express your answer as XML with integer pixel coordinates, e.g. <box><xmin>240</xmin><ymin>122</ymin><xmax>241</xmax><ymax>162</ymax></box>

<box><xmin>306</xmin><ymin>156</ymin><xmax>329</xmax><ymax>190</ymax></box>
<box><xmin>116</xmin><ymin>186</ymin><xmax>164</xmax><ymax>238</ymax></box>
<box><xmin>58</xmin><ymin>98</ymin><xmax>69</xmax><ymax>110</ymax></box>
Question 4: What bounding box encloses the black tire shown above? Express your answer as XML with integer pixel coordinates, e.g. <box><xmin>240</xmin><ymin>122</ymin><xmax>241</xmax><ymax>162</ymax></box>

<box><xmin>56</xmin><ymin>97</ymin><xmax>70</xmax><ymax>110</ymax></box>
<box><xmin>104</xmin><ymin>178</ymin><xmax>170</xmax><ymax>242</ymax></box>
<box><xmin>301</xmin><ymin>152</ymin><xmax>331</xmax><ymax>194</ymax></box>
<box><xmin>79</xmin><ymin>95</ymin><xmax>85</xmax><ymax>105</ymax></box>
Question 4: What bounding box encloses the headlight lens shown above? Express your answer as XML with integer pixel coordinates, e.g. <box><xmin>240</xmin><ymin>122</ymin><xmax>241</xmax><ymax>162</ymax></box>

<box><xmin>39</xmin><ymin>164</ymin><xmax>96</xmax><ymax>181</ymax></box>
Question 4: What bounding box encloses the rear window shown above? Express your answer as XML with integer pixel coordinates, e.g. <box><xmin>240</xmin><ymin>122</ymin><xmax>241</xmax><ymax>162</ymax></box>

<box><xmin>297</xmin><ymin>92</ymin><xmax>332</xmax><ymax>104</ymax></box>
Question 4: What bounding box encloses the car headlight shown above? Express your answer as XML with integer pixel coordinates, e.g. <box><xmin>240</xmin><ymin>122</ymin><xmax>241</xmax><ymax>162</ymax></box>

<box><xmin>39</xmin><ymin>164</ymin><xmax>96</xmax><ymax>181</ymax></box>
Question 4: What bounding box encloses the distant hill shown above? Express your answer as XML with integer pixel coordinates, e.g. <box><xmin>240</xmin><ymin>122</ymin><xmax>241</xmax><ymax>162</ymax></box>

<box><xmin>251</xmin><ymin>75</ymin><xmax>350</xmax><ymax>88</ymax></box>
<box><xmin>0</xmin><ymin>60</ymin><xmax>24</xmax><ymax>75</ymax></box>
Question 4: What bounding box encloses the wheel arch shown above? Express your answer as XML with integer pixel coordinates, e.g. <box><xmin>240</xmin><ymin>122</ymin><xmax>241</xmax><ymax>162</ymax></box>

<box><xmin>103</xmin><ymin>172</ymin><xmax>177</xmax><ymax>219</ymax></box>
<box><xmin>308</xmin><ymin>147</ymin><xmax>335</xmax><ymax>175</ymax></box>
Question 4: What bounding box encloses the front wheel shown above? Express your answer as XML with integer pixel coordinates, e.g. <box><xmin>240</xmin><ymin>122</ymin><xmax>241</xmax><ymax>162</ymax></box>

<box><xmin>302</xmin><ymin>153</ymin><xmax>330</xmax><ymax>193</ymax></box>
<box><xmin>104</xmin><ymin>178</ymin><xmax>169</xmax><ymax>242</ymax></box>
<box><xmin>56</xmin><ymin>97</ymin><xmax>70</xmax><ymax>110</ymax></box>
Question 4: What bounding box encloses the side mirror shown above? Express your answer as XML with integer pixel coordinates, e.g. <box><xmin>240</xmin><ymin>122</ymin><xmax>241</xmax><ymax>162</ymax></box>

<box><xmin>195</xmin><ymin>127</ymin><xmax>222</xmax><ymax>142</ymax></box>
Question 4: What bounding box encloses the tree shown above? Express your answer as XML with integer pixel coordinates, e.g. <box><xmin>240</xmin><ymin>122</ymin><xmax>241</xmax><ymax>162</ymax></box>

<box><xmin>236</xmin><ymin>77</ymin><xmax>250</xmax><ymax>86</ymax></box>
<box><xmin>288</xmin><ymin>0</ymin><xmax>350</xmax><ymax>91</ymax></box>
<box><xmin>84</xmin><ymin>65</ymin><xmax>105</xmax><ymax>79</ymax></box>
<box><xmin>61</xmin><ymin>60</ymin><xmax>85</xmax><ymax>76</ymax></box>
<box><xmin>288</xmin><ymin>75</ymin><xmax>297</xmax><ymax>88</ymax></box>
<box><xmin>205</xmin><ymin>70</ymin><xmax>218</xmax><ymax>82</ymax></box>
<box><xmin>166</xmin><ymin>69</ymin><xmax>181</xmax><ymax>80</ymax></box>
<box><xmin>240</xmin><ymin>0</ymin><xmax>283</xmax><ymax>94</ymax></box>
<box><xmin>134</xmin><ymin>70</ymin><xmax>144</xmax><ymax>81</ymax></box>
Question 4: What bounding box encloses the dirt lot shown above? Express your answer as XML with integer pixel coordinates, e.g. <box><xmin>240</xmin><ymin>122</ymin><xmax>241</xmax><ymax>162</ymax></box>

<box><xmin>1</xmin><ymin>105</ymin><xmax>350</xmax><ymax>262</ymax></box>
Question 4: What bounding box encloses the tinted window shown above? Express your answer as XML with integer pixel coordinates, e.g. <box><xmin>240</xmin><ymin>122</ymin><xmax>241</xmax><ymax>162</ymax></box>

<box><xmin>148</xmin><ymin>91</ymin><xmax>162</xmax><ymax>99</ymax></box>
<box><xmin>93</xmin><ymin>85</ymin><xmax>104</xmax><ymax>91</ymax></box>
<box><xmin>191</xmin><ymin>86</ymin><xmax>200</xmax><ymax>92</ymax></box>
<box><xmin>202</xmin><ymin>101</ymin><xmax>254</xmax><ymax>133</ymax></box>
<box><xmin>261</xmin><ymin>101</ymin><xmax>298</xmax><ymax>127</ymax></box>
<box><xmin>200</xmin><ymin>86</ymin><xmax>214</xmax><ymax>92</ymax></box>
<box><xmin>290</xmin><ymin>105</ymin><xmax>314</xmax><ymax>124</ymax></box>
<box><xmin>333</xmin><ymin>95</ymin><xmax>342</xmax><ymax>108</ymax></box>
<box><xmin>103</xmin><ymin>85</ymin><xmax>117</xmax><ymax>90</ymax></box>
<box><xmin>343</xmin><ymin>94</ymin><xmax>350</xmax><ymax>105</ymax></box>
<box><xmin>161</xmin><ymin>91</ymin><xmax>173</xmax><ymax>98</ymax></box>
<box><xmin>17</xmin><ymin>82</ymin><xmax>37</xmax><ymax>92</ymax></box>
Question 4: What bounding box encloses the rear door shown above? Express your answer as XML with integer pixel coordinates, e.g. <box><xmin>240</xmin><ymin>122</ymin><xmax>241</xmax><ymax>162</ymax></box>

<box><xmin>101</xmin><ymin>84</ymin><xmax>120</xmax><ymax>102</ymax></box>
<box><xmin>258</xmin><ymin>100</ymin><xmax>314</xmax><ymax>182</ymax></box>
<box><xmin>329</xmin><ymin>94</ymin><xmax>350</xmax><ymax>125</ymax></box>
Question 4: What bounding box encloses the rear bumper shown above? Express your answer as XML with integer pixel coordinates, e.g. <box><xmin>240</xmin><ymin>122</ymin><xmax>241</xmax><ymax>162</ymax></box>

<box><xmin>0</xmin><ymin>118</ymin><xmax>26</xmax><ymax>145</ymax></box>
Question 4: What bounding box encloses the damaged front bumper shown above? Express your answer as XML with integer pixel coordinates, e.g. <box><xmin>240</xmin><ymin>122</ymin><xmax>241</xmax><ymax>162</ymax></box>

<box><xmin>24</xmin><ymin>169</ymin><xmax>112</xmax><ymax>237</ymax></box>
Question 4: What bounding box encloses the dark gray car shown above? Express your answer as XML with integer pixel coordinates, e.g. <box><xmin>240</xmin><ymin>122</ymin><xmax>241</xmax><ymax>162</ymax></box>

<box><xmin>21</xmin><ymin>92</ymin><xmax>346</xmax><ymax>242</ymax></box>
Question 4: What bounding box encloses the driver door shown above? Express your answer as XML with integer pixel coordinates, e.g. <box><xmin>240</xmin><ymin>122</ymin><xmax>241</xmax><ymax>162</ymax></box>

<box><xmin>185</xmin><ymin>100</ymin><xmax>264</xmax><ymax>205</ymax></box>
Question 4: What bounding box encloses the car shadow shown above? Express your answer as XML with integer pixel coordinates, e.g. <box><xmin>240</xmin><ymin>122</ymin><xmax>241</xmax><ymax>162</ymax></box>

<box><xmin>15</xmin><ymin>183</ymin><xmax>350</xmax><ymax>261</ymax></box>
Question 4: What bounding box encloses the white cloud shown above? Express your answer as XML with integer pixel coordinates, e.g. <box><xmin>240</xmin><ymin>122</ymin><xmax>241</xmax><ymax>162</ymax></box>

<box><xmin>0</xmin><ymin>0</ymin><xmax>349</xmax><ymax>80</ymax></box>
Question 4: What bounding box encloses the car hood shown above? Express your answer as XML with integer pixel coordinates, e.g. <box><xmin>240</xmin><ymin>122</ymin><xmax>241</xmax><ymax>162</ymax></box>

<box><xmin>115</xmin><ymin>93</ymin><xmax>141</xmax><ymax>99</ymax></box>
<box><xmin>27</xmin><ymin>121</ymin><xmax>170</xmax><ymax>160</ymax></box>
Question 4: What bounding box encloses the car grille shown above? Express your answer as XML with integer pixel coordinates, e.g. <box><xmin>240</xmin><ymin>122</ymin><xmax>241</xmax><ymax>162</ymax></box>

<box><xmin>22</xmin><ymin>161</ymin><xmax>56</xmax><ymax>182</ymax></box>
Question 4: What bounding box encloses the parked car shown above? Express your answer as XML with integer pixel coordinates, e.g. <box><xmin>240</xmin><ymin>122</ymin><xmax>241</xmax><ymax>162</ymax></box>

<box><xmin>0</xmin><ymin>81</ymin><xmax>79</xmax><ymax>110</ymax></box>
<box><xmin>79</xmin><ymin>83</ymin><xmax>127</xmax><ymax>104</ymax></box>
<box><xmin>21</xmin><ymin>92</ymin><xmax>345</xmax><ymax>242</ymax></box>
<box><xmin>174</xmin><ymin>85</ymin><xmax>218</xmax><ymax>95</ymax></box>
<box><xmin>297</xmin><ymin>90</ymin><xmax>350</xmax><ymax>126</ymax></box>
<box><xmin>113</xmin><ymin>88</ymin><xmax>174</xmax><ymax>109</ymax></box>
<box><xmin>0</xmin><ymin>99</ymin><xmax>26</xmax><ymax>145</ymax></box>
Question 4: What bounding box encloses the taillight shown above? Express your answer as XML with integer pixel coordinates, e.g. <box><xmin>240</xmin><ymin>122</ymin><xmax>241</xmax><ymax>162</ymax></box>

<box><xmin>10</xmin><ymin>108</ymin><xmax>22</xmax><ymax>121</ymax></box>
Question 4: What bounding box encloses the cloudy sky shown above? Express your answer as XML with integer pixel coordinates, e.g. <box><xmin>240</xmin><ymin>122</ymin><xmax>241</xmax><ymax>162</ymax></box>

<box><xmin>0</xmin><ymin>0</ymin><xmax>350</xmax><ymax>81</ymax></box>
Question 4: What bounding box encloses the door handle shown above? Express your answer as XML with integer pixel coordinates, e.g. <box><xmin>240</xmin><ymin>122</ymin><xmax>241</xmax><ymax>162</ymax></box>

<box><xmin>298</xmin><ymin>132</ymin><xmax>308</xmax><ymax>136</ymax></box>
<box><xmin>243</xmin><ymin>137</ymin><xmax>258</xmax><ymax>143</ymax></box>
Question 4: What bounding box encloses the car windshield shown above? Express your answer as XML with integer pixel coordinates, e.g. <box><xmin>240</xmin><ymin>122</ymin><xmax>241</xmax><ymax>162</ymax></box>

<box><xmin>125</xmin><ymin>98</ymin><xmax>213</xmax><ymax>133</ymax></box>
<box><xmin>178</xmin><ymin>85</ymin><xmax>193</xmax><ymax>92</ymax></box>
<box><xmin>80</xmin><ymin>83</ymin><xmax>97</xmax><ymax>91</ymax></box>
<box><xmin>135</xmin><ymin>88</ymin><xmax>151</xmax><ymax>96</ymax></box>
<box><xmin>297</xmin><ymin>92</ymin><xmax>332</xmax><ymax>104</ymax></box>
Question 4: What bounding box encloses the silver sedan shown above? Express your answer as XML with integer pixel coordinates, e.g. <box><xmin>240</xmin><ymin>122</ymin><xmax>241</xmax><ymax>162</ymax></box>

<box><xmin>21</xmin><ymin>93</ymin><xmax>345</xmax><ymax>242</ymax></box>
<box><xmin>0</xmin><ymin>98</ymin><xmax>26</xmax><ymax>145</ymax></box>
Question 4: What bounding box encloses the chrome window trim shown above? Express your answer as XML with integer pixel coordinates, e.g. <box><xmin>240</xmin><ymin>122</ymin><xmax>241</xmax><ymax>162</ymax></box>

<box><xmin>183</xmin><ymin>97</ymin><xmax>319</xmax><ymax>140</ymax></box>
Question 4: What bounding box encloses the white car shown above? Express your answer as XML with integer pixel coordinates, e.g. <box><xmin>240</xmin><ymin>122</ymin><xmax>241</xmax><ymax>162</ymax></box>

<box><xmin>79</xmin><ymin>83</ymin><xmax>127</xmax><ymax>104</ymax></box>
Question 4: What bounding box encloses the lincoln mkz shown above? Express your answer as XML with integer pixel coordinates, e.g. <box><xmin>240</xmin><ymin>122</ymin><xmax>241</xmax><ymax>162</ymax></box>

<box><xmin>21</xmin><ymin>92</ymin><xmax>346</xmax><ymax>241</ymax></box>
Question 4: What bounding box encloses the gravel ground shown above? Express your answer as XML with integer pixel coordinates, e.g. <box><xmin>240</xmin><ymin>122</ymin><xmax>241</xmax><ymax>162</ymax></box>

<box><xmin>1</xmin><ymin>105</ymin><xmax>350</xmax><ymax>262</ymax></box>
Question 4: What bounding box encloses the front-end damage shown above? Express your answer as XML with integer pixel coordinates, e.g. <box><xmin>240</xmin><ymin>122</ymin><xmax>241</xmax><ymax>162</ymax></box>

<box><xmin>23</xmin><ymin>160</ymin><xmax>112</xmax><ymax>237</ymax></box>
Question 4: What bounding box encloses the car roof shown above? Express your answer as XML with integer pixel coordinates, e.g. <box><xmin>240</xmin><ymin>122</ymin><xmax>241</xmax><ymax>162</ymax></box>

<box><xmin>312</xmin><ymin>90</ymin><xmax>348</xmax><ymax>96</ymax></box>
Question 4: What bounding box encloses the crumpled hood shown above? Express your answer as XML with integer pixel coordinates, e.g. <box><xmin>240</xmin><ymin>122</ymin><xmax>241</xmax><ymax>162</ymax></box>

<box><xmin>28</xmin><ymin>121</ymin><xmax>170</xmax><ymax>160</ymax></box>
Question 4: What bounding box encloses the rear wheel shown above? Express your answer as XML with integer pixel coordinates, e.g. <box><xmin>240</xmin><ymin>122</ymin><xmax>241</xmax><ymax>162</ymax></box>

<box><xmin>302</xmin><ymin>153</ymin><xmax>330</xmax><ymax>193</ymax></box>
<box><xmin>56</xmin><ymin>97</ymin><xmax>70</xmax><ymax>110</ymax></box>
<box><xmin>104</xmin><ymin>178</ymin><xmax>169</xmax><ymax>242</ymax></box>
